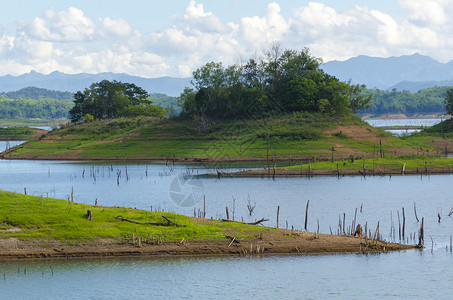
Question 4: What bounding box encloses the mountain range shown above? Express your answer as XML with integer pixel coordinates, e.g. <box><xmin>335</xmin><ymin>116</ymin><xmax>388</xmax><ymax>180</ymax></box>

<box><xmin>321</xmin><ymin>53</ymin><xmax>453</xmax><ymax>92</ymax></box>
<box><xmin>0</xmin><ymin>71</ymin><xmax>191</xmax><ymax>97</ymax></box>
<box><xmin>1</xmin><ymin>53</ymin><xmax>453</xmax><ymax>96</ymax></box>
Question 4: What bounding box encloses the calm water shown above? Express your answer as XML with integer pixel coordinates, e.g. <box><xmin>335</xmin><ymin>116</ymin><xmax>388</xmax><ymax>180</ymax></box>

<box><xmin>0</xmin><ymin>141</ymin><xmax>24</xmax><ymax>152</ymax></box>
<box><xmin>364</xmin><ymin>118</ymin><xmax>442</xmax><ymax>137</ymax></box>
<box><xmin>364</xmin><ymin>118</ymin><xmax>442</xmax><ymax>128</ymax></box>
<box><xmin>1</xmin><ymin>160</ymin><xmax>453</xmax><ymax>298</ymax></box>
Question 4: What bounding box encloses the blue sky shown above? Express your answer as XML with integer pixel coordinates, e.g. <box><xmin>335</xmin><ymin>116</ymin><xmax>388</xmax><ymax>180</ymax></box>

<box><xmin>0</xmin><ymin>1</ymin><xmax>450</xmax><ymax>77</ymax></box>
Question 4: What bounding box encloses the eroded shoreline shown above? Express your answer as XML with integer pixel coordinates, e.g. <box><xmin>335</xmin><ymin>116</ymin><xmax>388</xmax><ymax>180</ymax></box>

<box><xmin>0</xmin><ymin>230</ymin><xmax>418</xmax><ymax>261</ymax></box>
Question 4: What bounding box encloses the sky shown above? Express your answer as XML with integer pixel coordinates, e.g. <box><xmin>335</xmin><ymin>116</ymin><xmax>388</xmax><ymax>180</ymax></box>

<box><xmin>0</xmin><ymin>0</ymin><xmax>451</xmax><ymax>78</ymax></box>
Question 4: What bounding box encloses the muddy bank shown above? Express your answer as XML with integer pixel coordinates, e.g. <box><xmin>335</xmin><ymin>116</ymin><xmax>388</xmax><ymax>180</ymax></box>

<box><xmin>227</xmin><ymin>167</ymin><xmax>453</xmax><ymax>177</ymax></box>
<box><xmin>0</xmin><ymin>230</ymin><xmax>418</xmax><ymax>261</ymax></box>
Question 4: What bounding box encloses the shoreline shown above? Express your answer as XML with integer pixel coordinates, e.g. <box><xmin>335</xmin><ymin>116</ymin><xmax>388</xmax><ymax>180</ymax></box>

<box><xmin>0</xmin><ymin>231</ymin><xmax>418</xmax><ymax>261</ymax></box>
<box><xmin>226</xmin><ymin>167</ymin><xmax>453</xmax><ymax>177</ymax></box>
<box><xmin>2</xmin><ymin>155</ymin><xmax>453</xmax><ymax>177</ymax></box>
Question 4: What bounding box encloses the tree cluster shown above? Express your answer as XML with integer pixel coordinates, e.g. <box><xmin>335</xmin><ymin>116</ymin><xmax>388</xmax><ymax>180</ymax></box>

<box><xmin>69</xmin><ymin>80</ymin><xmax>168</xmax><ymax>122</ymax></box>
<box><xmin>445</xmin><ymin>88</ymin><xmax>453</xmax><ymax>116</ymax></box>
<box><xmin>0</xmin><ymin>96</ymin><xmax>72</xmax><ymax>119</ymax></box>
<box><xmin>179</xmin><ymin>45</ymin><xmax>370</xmax><ymax>120</ymax></box>
<box><xmin>1</xmin><ymin>87</ymin><xmax>74</xmax><ymax>101</ymax></box>
<box><xmin>362</xmin><ymin>87</ymin><xmax>449</xmax><ymax>115</ymax></box>
<box><xmin>149</xmin><ymin>93</ymin><xmax>181</xmax><ymax>116</ymax></box>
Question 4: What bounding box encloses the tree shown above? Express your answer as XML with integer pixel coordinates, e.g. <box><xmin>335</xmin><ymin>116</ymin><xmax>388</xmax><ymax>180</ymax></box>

<box><xmin>445</xmin><ymin>88</ymin><xmax>453</xmax><ymax>116</ymax></box>
<box><xmin>179</xmin><ymin>46</ymin><xmax>361</xmax><ymax>119</ymax></box>
<box><xmin>348</xmin><ymin>82</ymin><xmax>372</xmax><ymax>113</ymax></box>
<box><xmin>69</xmin><ymin>80</ymin><xmax>158</xmax><ymax>122</ymax></box>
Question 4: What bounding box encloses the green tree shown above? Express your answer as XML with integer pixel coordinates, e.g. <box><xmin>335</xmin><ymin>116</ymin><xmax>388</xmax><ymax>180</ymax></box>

<box><xmin>69</xmin><ymin>80</ymin><xmax>158</xmax><ymax>122</ymax></box>
<box><xmin>445</xmin><ymin>88</ymin><xmax>453</xmax><ymax>115</ymax></box>
<box><xmin>179</xmin><ymin>46</ymin><xmax>360</xmax><ymax>119</ymax></box>
<box><xmin>348</xmin><ymin>82</ymin><xmax>371</xmax><ymax>113</ymax></box>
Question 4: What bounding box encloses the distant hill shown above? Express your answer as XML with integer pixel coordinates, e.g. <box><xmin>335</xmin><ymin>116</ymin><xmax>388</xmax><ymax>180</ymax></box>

<box><xmin>387</xmin><ymin>80</ymin><xmax>453</xmax><ymax>93</ymax></box>
<box><xmin>0</xmin><ymin>71</ymin><xmax>192</xmax><ymax>97</ymax></box>
<box><xmin>322</xmin><ymin>53</ymin><xmax>453</xmax><ymax>91</ymax></box>
<box><xmin>1</xmin><ymin>87</ymin><xmax>73</xmax><ymax>100</ymax></box>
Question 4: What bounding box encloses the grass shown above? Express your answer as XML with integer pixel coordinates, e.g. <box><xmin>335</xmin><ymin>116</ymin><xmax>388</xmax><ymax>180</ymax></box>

<box><xmin>0</xmin><ymin>118</ymin><xmax>67</xmax><ymax>127</ymax></box>
<box><xmin>283</xmin><ymin>154</ymin><xmax>453</xmax><ymax>172</ymax></box>
<box><xmin>7</xmin><ymin>113</ymin><xmax>429</xmax><ymax>161</ymax></box>
<box><xmin>0</xmin><ymin>127</ymin><xmax>37</xmax><ymax>140</ymax></box>
<box><xmin>0</xmin><ymin>190</ymin><xmax>270</xmax><ymax>245</ymax></box>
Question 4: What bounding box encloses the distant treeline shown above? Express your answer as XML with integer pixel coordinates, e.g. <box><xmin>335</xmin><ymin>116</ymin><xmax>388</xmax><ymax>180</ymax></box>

<box><xmin>149</xmin><ymin>93</ymin><xmax>181</xmax><ymax>115</ymax></box>
<box><xmin>0</xmin><ymin>97</ymin><xmax>73</xmax><ymax>119</ymax></box>
<box><xmin>362</xmin><ymin>86</ymin><xmax>449</xmax><ymax>114</ymax></box>
<box><xmin>1</xmin><ymin>86</ymin><xmax>73</xmax><ymax>100</ymax></box>
<box><xmin>0</xmin><ymin>87</ymin><xmax>180</xmax><ymax>120</ymax></box>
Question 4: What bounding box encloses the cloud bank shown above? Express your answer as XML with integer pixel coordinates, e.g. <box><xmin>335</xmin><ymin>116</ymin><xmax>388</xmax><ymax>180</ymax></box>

<box><xmin>0</xmin><ymin>0</ymin><xmax>452</xmax><ymax>77</ymax></box>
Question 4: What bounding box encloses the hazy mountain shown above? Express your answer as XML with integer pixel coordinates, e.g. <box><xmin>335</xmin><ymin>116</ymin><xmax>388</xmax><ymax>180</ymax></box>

<box><xmin>387</xmin><ymin>80</ymin><xmax>453</xmax><ymax>93</ymax></box>
<box><xmin>0</xmin><ymin>71</ymin><xmax>192</xmax><ymax>97</ymax></box>
<box><xmin>322</xmin><ymin>53</ymin><xmax>453</xmax><ymax>91</ymax></box>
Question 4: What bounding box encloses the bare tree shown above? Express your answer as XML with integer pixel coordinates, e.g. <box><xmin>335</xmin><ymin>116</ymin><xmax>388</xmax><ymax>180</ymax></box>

<box><xmin>246</xmin><ymin>194</ymin><xmax>256</xmax><ymax>216</ymax></box>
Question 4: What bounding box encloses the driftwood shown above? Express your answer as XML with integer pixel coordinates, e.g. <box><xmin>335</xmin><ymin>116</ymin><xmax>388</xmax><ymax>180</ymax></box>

<box><xmin>221</xmin><ymin>218</ymin><xmax>269</xmax><ymax>226</ymax></box>
<box><xmin>114</xmin><ymin>215</ymin><xmax>186</xmax><ymax>227</ymax></box>
<box><xmin>225</xmin><ymin>235</ymin><xmax>240</xmax><ymax>246</ymax></box>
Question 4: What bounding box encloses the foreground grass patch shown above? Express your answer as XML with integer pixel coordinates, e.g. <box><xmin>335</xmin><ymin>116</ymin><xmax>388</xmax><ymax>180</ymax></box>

<box><xmin>0</xmin><ymin>191</ymin><xmax>270</xmax><ymax>245</ymax></box>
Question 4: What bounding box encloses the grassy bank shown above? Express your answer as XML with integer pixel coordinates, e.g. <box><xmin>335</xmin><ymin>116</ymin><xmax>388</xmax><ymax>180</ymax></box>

<box><xmin>0</xmin><ymin>118</ymin><xmax>67</xmax><ymax>127</ymax></box>
<box><xmin>4</xmin><ymin>113</ymin><xmax>433</xmax><ymax>161</ymax></box>
<box><xmin>0</xmin><ymin>190</ymin><xmax>269</xmax><ymax>246</ymax></box>
<box><xmin>0</xmin><ymin>127</ymin><xmax>46</xmax><ymax>140</ymax></box>
<box><xmin>280</xmin><ymin>155</ymin><xmax>453</xmax><ymax>172</ymax></box>
<box><xmin>0</xmin><ymin>190</ymin><xmax>416</xmax><ymax>259</ymax></box>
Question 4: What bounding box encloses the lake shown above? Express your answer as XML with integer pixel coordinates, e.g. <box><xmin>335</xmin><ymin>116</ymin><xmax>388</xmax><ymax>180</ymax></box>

<box><xmin>364</xmin><ymin>118</ymin><xmax>442</xmax><ymax>128</ymax></box>
<box><xmin>364</xmin><ymin>118</ymin><xmax>443</xmax><ymax>137</ymax></box>
<box><xmin>1</xmin><ymin>160</ymin><xmax>452</xmax><ymax>298</ymax></box>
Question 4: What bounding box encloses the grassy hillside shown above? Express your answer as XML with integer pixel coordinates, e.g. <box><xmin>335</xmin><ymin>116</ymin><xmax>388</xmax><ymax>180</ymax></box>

<box><xmin>4</xmin><ymin>113</ymin><xmax>436</xmax><ymax>162</ymax></box>
<box><xmin>0</xmin><ymin>127</ymin><xmax>49</xmax><ymax>140</ymax></box>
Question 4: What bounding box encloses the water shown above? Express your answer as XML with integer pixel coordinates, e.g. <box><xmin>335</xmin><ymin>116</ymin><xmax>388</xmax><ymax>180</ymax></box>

<box><xmin>364</xmin><ymin>118</ymin><xmax>442</xmax><ymax>128</ymax></box>
<box><xmin>29</xmin><ymin>125</ymin><xmax>57</xmax><ymax>131</ymax></box>
<box><xmin>0</xmin><ymin>251</ymin><xmax>449</xmax><ymax>299</ymax></box>
<box><xmin>364</xmin><ymin>118</ymin><xmax>442</xmax><ymax>137</ymax></box>
<box><xmin>385</xmin><ymin>129</ymin><xmax>421</xmax><ymax>137</ymax></box>
<box><xmin>0</xmin><ymin>141</ymin><xmax>24</xmax><ymax>152</ymax></box>
<box><xmin>1</xmin><ymin>160</ymin><xmax>453</xmax><ymax>298</ymax></box>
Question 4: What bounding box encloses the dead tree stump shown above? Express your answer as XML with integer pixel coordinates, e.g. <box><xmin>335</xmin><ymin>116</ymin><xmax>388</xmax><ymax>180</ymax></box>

<box><xmin>354</xmin><ymin>224</ymin><xmax>363</xmax><ymax>237</ymax></box>
<box><xmin>87</xmin><ymin>210</ymin><xmax>93</xmax><ymax>221</ymax></box>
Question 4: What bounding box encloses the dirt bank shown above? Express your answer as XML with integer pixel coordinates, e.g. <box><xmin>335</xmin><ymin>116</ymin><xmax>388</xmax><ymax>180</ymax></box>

<box><xmin>0</xmin><ymin>230</ymin><xmax>418</xmax><ymax>261</ymax></box>
<box><xmin>227</xmin><ymin>166</ymin><xmax>453</xmax><ymax>177</ymax></box>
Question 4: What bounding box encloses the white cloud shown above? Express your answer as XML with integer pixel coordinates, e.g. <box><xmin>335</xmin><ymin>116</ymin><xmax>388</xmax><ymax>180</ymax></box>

<box><xmin>181</xmin><ymin>0</ymin><xmax>226</xmax><ymax>33</ymax></box>
<box><xmin>22</xmin><ymin>7</ymin><xmax>95</xmax><ymax>42</ymax></box>
<box><xmin>399</xmin><ymin>0</ymin><xmax>449</xmax><ymax>26</ymax></box>
<box><xmin>100</xmin><ymin>17</ymin><xmax>135</xmax><ymax>39</ymax></box>
<box><xmin>239</xmin><ymin>2</ymin><xmax>289</xmax><ymax>49</ymax></box>
<box><xmin>293</xmin><ymin>2</ymin><xmax>352</xmax><ymax>29</ymax></box>
<box><xmin>2</xmin><ymin>1</ymin><xmax>453</xmax><ymax>78</ymax></box>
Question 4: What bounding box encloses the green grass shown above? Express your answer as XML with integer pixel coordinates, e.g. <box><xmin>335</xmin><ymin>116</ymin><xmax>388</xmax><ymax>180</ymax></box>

<box><xmin>0</xmin><ymin>127</ymin><xmax>37</xmax><ymax>139</ymax></box>
<box><xmin>0</xmin><ymin>190</ymin><xmax>270</xmax><ymax>245</ymax></box>
<box><xmin>9</xmin><ymin>113</ymin><xmax>425</xmax><ymax>161</ymax></box>
<box><xmin>284</xmin><ymin>155</ymin><xmax>453</xmax><ymax>172</ymax></box>
<box><xmin>0</xmin><ymin>118</ymin><xmax>67</xmax><ymax>127</ymax></box>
